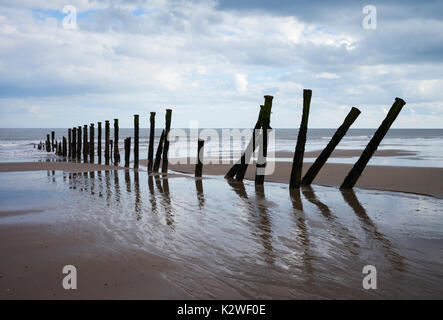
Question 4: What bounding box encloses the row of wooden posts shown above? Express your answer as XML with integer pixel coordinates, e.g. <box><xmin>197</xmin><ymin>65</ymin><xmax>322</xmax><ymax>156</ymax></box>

<box><xmin>39</xmin><ymin>89</ymin><xmax>405</xmax><ymax>189</ymax></box>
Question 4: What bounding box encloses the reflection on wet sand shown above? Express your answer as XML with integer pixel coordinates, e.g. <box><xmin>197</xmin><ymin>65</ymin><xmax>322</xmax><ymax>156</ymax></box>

<box><xmin>134</xmin><ymin>171</ymin><xmax>141</xmax><ymax>220</ymax></box>
<box><xmin>195</xmin><ymin>179</ymin><xmax>205</xmax><ymax>209</ymax></box>
<box><xmin>341</xmin><ymin>189</ymin><xmax>405</xmax><ymax>271</ymax></box>
<box><xmin>113</xmin><ymin>170</ymin><xmax>120</xmax><ymax>203</ymax></box>
<box><xmin>155</xmin><ymin>175</ymin><xmax>174</xmax><ymax>229</ymax></box>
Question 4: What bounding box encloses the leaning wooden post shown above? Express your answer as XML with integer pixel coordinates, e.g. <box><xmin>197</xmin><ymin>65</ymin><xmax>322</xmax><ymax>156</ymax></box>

<box><xmin>105</xmin><ymin>120</ymin><xmax>110</xmax><ymax>165</ymax></box>
<box><xmin>68</xmin><ymin>129</ymin><xmax>72</xmax><ymax>158</ymax></box>
<box><xmin>124</xmin><ymin>137</ymin><xmax>131</xmax><ymax>168</ymax></box>
<box><xmin>153</xmin><ymin>129</ymin><xmax>165</xmax><ymax>172</ymax></box>
<box><xmin>289</xmin><ymin>89</ymin><xmax>312</xmax><ymax>189</ymax></box>
<box><xmin>97</xmin><ymin>122</ymin><xmax>102</xmax><ymax>164</ymax></box>
<box><xmin>148</xmin><ymin>112</ymin><xmax>155</xmax><ymax>173</ymax></box>
<box><xmin>62</xmin><ymin>136</ymin><xmax>67</xmax><ymax>158</ymax></box>
<box><xmin>161</xmin><ymin>109</ymin><xmax>172</xmax><ymax>174</ymax></box>
<box><xmin>341</xmin><ymin>98</ymin><xmax>406</xmax><ymax>189</ymax></box>
<box><xmin>114</xmin><ymin>119</ymin><xmax>120</xmax><ymax>165</ymax></box>
<box><xmin>301</xmin><ymin>107</ymin><xmax>361</xmax><ymax>185</ymax></box>
<box><xmin>77</xmin><ymin>126</ymin><xmax>82</xmax><ymax>160</ymax></box>
<box><xmin>90</xmin><ymin>123</ymin><xmax>94</xmax><ymax>164</ymax></box>
<box><xmin>83</xmin><ymin>125</ymin><xmax>88</xmax><ymax>163</ymax></box>
<box><xmin>195</xmin><ymin>139</ymin><xmax>204</xmax><ymax>178</ymax></box>
<box><xmin>134</xmin><ymin>114</ymin><xmax>139</xmax><ymax>169</ymax></box>
<box><xmin>51</xmin><ymin>131</ymin><xmax>55</xmax><ymax>152</ymax></box>
<box><xmin>255</xmin><ymin>95</ymin><xmax>274</xmax><ymax>185</ymax></box>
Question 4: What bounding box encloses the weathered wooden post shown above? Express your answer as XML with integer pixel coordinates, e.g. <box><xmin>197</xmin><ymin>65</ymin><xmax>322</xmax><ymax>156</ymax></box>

<box><xmin>77</xmin><ymin>126</ymin><xmax>82</xmax><ymax>160</ymax></box>
<box><xmin>124</xmin><ymin>137</ymin><xmax>131</xmax><ymax>168</ymax></box>
<box><xmin>153</xmin><ymin>129</ymin><xmax>165</xmax><ymax>172</ymax></box>
<box><xmin>302</xmin><ymin>107</ymin><xmax>361</xmax><ymax>185</ymax></box>
<box><xmin>289</xmin><ymin>89</ymin><xmax>312</xmax><ymax>189</ymax></box>
<box><xmin>148</xmin><ymin>112</ymin><xmax>155</xmax><ymax>173</ymax></box>
<box><xmin>83</xmin><ymin>125</ymin><xmax>88</xmax><ymax>162</ymax></box>
<box><xmin>90</xmin><ymin>123</ymin><xmax>94</xmax><ymax>164</ymax></box>
<box><xmin>46</xmin><ymin>134</ymin><xmax>51</xmax><ymax>152</ymax></box>
<box><xmin>68</xmin><ymin>129</ymin><xmax>72</xmax><ymax>158</ymax></box>
<box><xmin>134</xmin><ymin>114</ymin><xmax>139</xmax><ymax>169</ymax></box>
<box><xmin>110</xmin><ymin>140</ymin><xmax>113</xmax><ymax>163</ymax></box>
<box><xmin>62</xmin><ymin>136</ymin><xmax>67</xmax><ymax>158</ymax></box>
<box><xmin>72</xmin><ymin>128</ymin><xmax>76</xmax><ymax>159</ymax></box>
<box><xmin>105</xmin><ymin>120</ymin><xmax>110</xmax><ymax>165</ymax></box>
<box><xmin>161</xmin><ymin>109</ymin><xmax>172</xmax><ymax>174</ymax></box>
<box><xmin>51</xmin><ymin>131</ymin><xmax>55</xmax><ymax>152</ymax></box>
<box><xmin>114</xmin><ymin>119</ymin><xmax>120</xmax><ymax>165</ymax></box>
<box><xmin>97</xmin><ymin>122</ymin><xmax>102</xmax><ymax>164</ymax></box>
<box><xmin>58</xmin><ymin>141</ymin><xmax>62</xmax><ymax>156</ymax></box>
<box><xmin>341</xmin><ymin>98</ymin><xmax>406</xmax><ymax>189</ymax></box>
<box><xmin>255</xmin><ymin>95</ymin><xmax>274</xmax><ymax>185</ymax></box>
<box><xmin>195</xmin><ymin>139</ymin><xmax>204</xmax><ymax>178</ymax></box>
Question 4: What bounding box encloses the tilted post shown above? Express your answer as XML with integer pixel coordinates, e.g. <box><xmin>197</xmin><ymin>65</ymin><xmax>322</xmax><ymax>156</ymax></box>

<box><xmin>161</xmin><ymin>109</ymin><xmax>172</xmax><ymax>174</ymax></box>
<box><xmin>255</xmin><ymin>95</ymin><xmax>274</xmax><ymax>185</ymax></box>
<box><xmin>105</xmin><ymin>120</ymin><xmax>110</xmax><ymax>165</ymax></box>
<box><xmin>195</xmin><ymin>139</ymin><xmax>204</xmax><ymax>178</ymax></box>
<box><xmin>289</xmin><ymin>89</ymin><xmax>312</xmax><ymax>189</ymax></box>
<box><xmin>341</xmin><ymin>98</ymin><xmax>406</xmax><ymax>189</ymax></box>
<box><xmin>148</xmin><ymin>112</ymin><xmax>155</xmax><ymax>173</ymax></box>
<box><xmin>302</xmin><ymin>107</ymin><xmax>361</xmax><ymax>185</ymax></box>
<box><xmin>153</xmin><ymin>129</ymin><xmax>165</xmax><ymax>172</ymax></box>
<box><xmin>134</xmin><ymin>114</ymin><xmax>139</xmax><ymax>169</ymax></box>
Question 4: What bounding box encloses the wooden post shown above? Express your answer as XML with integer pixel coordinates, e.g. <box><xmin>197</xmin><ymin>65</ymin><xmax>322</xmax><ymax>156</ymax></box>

<box><xmin>289</xmin><ymin>89</ymin><xmax>312</xmax><ymax>189</ymax></box>
<box><xmin>114</xmin><ymin>119</ymin><xmax>119</xmax><ymax>165</ymax></box>
<box><xmin>301</xmin><ymin>107</ymin><xmax>361</xmax><ymax>185</ymax></box>
<box><xmin>90</xmin><ymin>123</ymin><xmax>94</xmax><ymax>164</ymax></box>
<box><xmin>148</xmin><ymin>112</ymin><xmax>155</xmax><ymax>173</ymax></box>
<box><xmin>58</xmin><ymin>141</ymin><xmax>62</xmax><ymax>156</ymax></box>
<box><xmin>110</xmin><ymin>140</ymin><xmax>113</xmax><ymax>163</ymax></box>
<box><xmin>124</xmin><ymin>137</ymin><xmax>131</xmax><ymax>168</ymax></box>
<box><xmin>46</xmin><ymin>134</ymin><xmax>50</xmax><ymax>152</ymax></box>
<box><xmin>153</xmin><ymin>129</ymin><xmax>165</xmax><ymax>172</ymax></box>
<box><xmin>195</xmin><ymin>139</ymin><xmax>204</xmax><ymax>178</ymax></box>
<box><xmin>161</xmin><ymin>109</ymin><xmax>172</xmax><ymax>174</ymax></box>
<box><xmin>105</xmin><ymin>120</ymin><xmax>110</xmax><ymax>165</ymax></box>
<box><xmin>51</xmin><ymin>131</ymin><xmax>55</xmax><ymax>152</ymax></box>
<box><xmin>97</xmin><ymin>122</ymin><xmax>102</xmax><ymax>164</ymax></box>
<box><xmin>77</xmin><ymin>126</ymin><xmax>82</xmax><ymax>160</ymax></box>
<box><xmin>68</xmin><ymin>129</ymin><xmax>72</xmax><ymax>158</ymax></box>
<box><xmin>134</xmin><ymin>114</ymin><xmax>139</xmax><ymax>169</ymax></box>
<box><xmin>341</xmin><ymin>98</ymin><xmax>406</xmax><ymax>189</ymax></box>
<box><xmin>255</xmin><ymin>95</ymin><xmax>274</xmax><ymax>185</ymax></box>
<box><xmin>225</xmin><ymin>105</ymin><xmax>266</xmax><ymax>180</ymax></box>
<box><xmin>83</xmin><ymin>125</ymin><xmax>88</xmax><ymax>163</ymax></box>
<box><xmin>62</xmin><ymin>136</ymin><xmax>67</xmax><ymax>157</ymax></box>
<box><xmin>72</xmin><ymin>127</ymin><xmax>76</xmax><ymax>159</ymax></box>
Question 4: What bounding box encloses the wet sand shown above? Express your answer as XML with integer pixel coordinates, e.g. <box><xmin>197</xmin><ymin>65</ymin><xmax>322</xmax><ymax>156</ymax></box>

<box><xmin>0</xmin><ymin>161</ymin><xmax>121</xmax><ymax>173</ymax></box>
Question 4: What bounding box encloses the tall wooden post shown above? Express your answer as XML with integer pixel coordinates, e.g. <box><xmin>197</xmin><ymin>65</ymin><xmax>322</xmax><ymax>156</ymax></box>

<box><xmin>77</xmin><ymin>126</ymin><xmax>82</xmax><ymax>160</ymax></box>
<box><xmin>289</xmin><ymin>89</ymin><xmax>312</xmax><ymax>189</ymax></box>
<box><xmin>97</xmin><ymin>122</ymin><xmax>102</xmax><ymax>164</ymax></box>
<box><xmin>301</xmin><ymin>107</ymin><xmax>361</xmax><ymax>185</ymax></box>
<box><xmin>51</xmin><ymin>131</ymin><xmax>55</xmax><ymax>152</ymax></box>
<box><xmin>46</xmin><ymin>134</ymin><xmax>51</xmax><ymax>152</ymax></box>
<box><xmin>124</xmin><ymin>137</ymin><xmax>131</xmax><ymax>168</ymax></box>
<box><xmin>134</xmin><ymin>114</ymin><xmax>139</xmax><ymax>169</ymax></box>
<box><xmin>255</xmin><ymin>95</ymin><xmax>273</xmax><ymax>185</ymax></box>
<box><xmin>68</xmin><ymin>129</ymin><xmax>72</xmax><ymax>158</ymax></box>
<box><xmin>153</xmin><ymin>130</ymin><xmax>165</xmax><ymax>172</ymax></box>
<box><xmin>110</xmin><ymin>140</ymin><xmax>113</xmax><ymax>163</ymax></box>
<box><xmin>161</xmin><ymin>109</ymin><xmax>172</xmax><ymax>174</ymax></box>
<box><xmin>148</xmin><ymin>112</ymin><xmax>155</xmax><ymax>173</ymax></box>
<box><xmin>83</xmin><ymin>125</ymin><xmax>88</xmax><ymax>163</ymax></box>
<box><xmin>90</xmin><ymin>123</ymin><xmax>94</xmax><ymax>164</ymax></box>
<box><xmin>72</xmin><ymin>127</ymin><xmax>76</xmax><ymax>159</ymax></box>
<box><xmin>105</xmin><ymin>120</ymin><xmax>110</xmax><ymax>165</ymax></box>
<box><xmin>341</xmin><ymin>98</ymin><xmax>406</xmax><ymax>189</ymax></box>
<box><xmin>114</xmin><ymin>119</ymin><xmax>119</xmax><ymax>165</ymax></box>
<box><xmin>195</xmin><ymin>139</ymin><xmax>204</xmax><ymax>178</ymax></box>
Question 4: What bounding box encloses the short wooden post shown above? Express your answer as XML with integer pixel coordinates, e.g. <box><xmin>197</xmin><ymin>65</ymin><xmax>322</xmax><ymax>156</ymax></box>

<box><xmin>68</xmin><ymin>129</ymin><xmax>72</xmax><ymax>158</ymax></box>
<box><xmin>46</xmin><ymin>134</ymin><xmax>51</xmax><ymax>152</ymax></box>
<box><xmin>124</xmin><ymin>137</ymin><xmax>131</xmax><ymax>168</ymax></box>
<box><xmin>341</xmin><ymin>98</ymin><xmax>406</xmax><ymax>189</ymax></box>
<box><xmin>195</xmin><ymin>139</ymin><xmax>204</xmax><ymax>178</ymax></box>
<box><xmin>134</xmin><ymin>114</ymin><xmax>139</xmax><ymax>169</ymax></box>
<box><xmin>289</xmin><ymin>89</ymin><xmax>312</xmax><ymax>189</ymax></box>
<box><xmin>89</xmin><ymin>123</ymin><xmax>94</xmax><ymax>164</ymax></box>
<box><xmin>83</xmin><ymin>125</ymin><xmax>88</xmax><ymax>163</ymax></box>
<box><xmin>161</xmin><ymin>109</ymin><xmax>172</xmax><ymax>174</ymax></box>
<box><xmin>97</xmin><ymin>122</ymin><xmax>102</xmax><ymax>164</ymax></box>
<box><xmin>255</xmin><ymin>95</ymin><xmax>274</xmax><ymax>185</ymax></box>
<box><xmin>148</xmin><ymin>112</ymin><xmax>155</xmax><ymax>173</ymax></box>
<box><xmin>105</xmin><ymin>120</ymin><xmax>110</xmax><ymax>165</ymax></box>
<box><xmin>62</xmin><ymin>136</ymin><xmax>67</xmax><ymax>157</ymax></box>
<box><xmin>51</xmin><ymin>131</ymin><xmax>55</xmax><ymax>152</ymax></box>
<box><xmin>58</xmin><ymin>141</ymin><xmax>62</xmax><ymax>156</ymax></box>
<box><xmin>114</xmin><ymin>119</ymin><xmax>120</xmax><ymax>165</ymax></box>
<box><xmin>153</xmin><ymin>129</ymin><xmax>165</xmax><ymax>172</ymax></box>
<box><xmin>77</xmin><ymin>126</ymin><xmax>82</xmax><ymax>160</ymax></box>
<box><xmin>301</xmin><ymin>107</ymin><xmax>361</xmax><ymax>185</ymax></box>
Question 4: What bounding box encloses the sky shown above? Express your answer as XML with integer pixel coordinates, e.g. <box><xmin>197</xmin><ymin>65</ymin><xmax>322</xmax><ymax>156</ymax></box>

<box><xmin>0</xmin><ymin>0</ymin><xmax>442</xmax><ymax>128</ymax></box>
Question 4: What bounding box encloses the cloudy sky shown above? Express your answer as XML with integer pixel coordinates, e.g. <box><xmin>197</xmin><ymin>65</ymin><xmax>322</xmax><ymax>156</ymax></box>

<box><xmin>0</xmin><ymin>0</ymin><xmax>442</xmax><ymax>128</ymax></box>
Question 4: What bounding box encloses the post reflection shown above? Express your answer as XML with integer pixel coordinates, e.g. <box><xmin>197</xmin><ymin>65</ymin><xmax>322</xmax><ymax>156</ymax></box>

<box><xmin>134</xmin><ymin>171</ymin><xmax>141</xmax><ymax>220</ymax></box>
<box><xmin>195</xmin><ymin>178</ymin><xmax>205</xmax><ymax>209</ymax></box>
<box><xmin>155</xmin><ymin>175</ymin><xmax>174</xmax><ymax>229</ymax></box>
